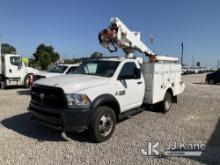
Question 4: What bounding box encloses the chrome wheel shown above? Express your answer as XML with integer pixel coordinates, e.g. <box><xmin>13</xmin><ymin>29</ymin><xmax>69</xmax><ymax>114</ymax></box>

<box><xmin>98</xmin><ymin>113</ymin><xmax>113</xmax><ymax>137</ymax></box>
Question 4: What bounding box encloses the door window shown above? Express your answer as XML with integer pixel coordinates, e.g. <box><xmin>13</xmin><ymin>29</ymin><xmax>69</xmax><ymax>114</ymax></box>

<box><xmin>119</xmin><ymin>62</ymin><xmax>137</xmax><ymax>79</ymax></box>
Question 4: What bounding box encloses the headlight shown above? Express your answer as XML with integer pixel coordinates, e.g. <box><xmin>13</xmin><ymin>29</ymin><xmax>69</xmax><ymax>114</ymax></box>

<box><xmin>66</xmin><ymin>94</ymin><xmax>91</xmax><ymax>107</ymax></box>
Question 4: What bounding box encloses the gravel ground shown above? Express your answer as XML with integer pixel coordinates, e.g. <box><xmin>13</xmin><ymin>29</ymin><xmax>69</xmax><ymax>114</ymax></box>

<box><xmin>0</xmin><ymin>73</ymin><xmax>220</xmax><ymax>165</ymax></box>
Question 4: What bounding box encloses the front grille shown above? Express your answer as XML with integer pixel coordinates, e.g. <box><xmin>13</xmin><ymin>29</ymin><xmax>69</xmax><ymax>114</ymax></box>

<box><xmin>31</xmin><ymin>85</ymin><xmax>67</xmax><ymax>108</ymax></box>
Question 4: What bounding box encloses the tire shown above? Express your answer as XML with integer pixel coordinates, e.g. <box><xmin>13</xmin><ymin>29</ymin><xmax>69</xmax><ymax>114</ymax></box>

<box><xmin>24</xmin><ymin>74</ymin><xmax>33</xmax><ymax>88</ymax></box>
<box><xmin>208</xmin><ymin>79</ymin><xmax>215</xmax><ymax>85</ymax></box>
<box><xmin>159</xmin><ymin>91</ymin><xmax>172</xmax><ymax>113</ymax></box>
<box><xmin>88</xmin><ymin>106</ymin><xmax>116</xmax><ymax>143</ymax></box>
<box><xmin>0</xmin><ymin>81</ymin><xmax>6</xmax><ymax>89</ymax></box>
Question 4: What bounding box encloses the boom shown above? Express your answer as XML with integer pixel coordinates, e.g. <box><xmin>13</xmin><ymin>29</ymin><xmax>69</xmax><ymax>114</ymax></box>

<box><xmin>99</xmin><ymin>17</ymin><xmax>178</xmax><ymax>62</ymax></box>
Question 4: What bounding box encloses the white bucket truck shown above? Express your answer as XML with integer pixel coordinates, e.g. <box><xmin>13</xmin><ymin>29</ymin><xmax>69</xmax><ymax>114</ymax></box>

<box><xmin>0</xmin><ymin>54</ymin><xmax>39</xmax><ymax>89</ymax></box>
<box><xmin>29</xmin><ymin>17</ymin><xmax>185</xmax><ymax>142</ymax></box>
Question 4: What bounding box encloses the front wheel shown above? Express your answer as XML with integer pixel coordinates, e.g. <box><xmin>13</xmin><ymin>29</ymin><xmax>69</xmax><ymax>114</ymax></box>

<box><xmin>88</xmin><ymin>106</ymin><xmax>116</xmax><ymax>143</ymax></box>
<box><xmin>159</xmin><ymin>91</ymin><xmax>172</xmax><ymax>113</ymax></box>
<box><xmin>24</xmin><ymin>74</ymin><xmax>33</xmax><ymax>88</ymax></box>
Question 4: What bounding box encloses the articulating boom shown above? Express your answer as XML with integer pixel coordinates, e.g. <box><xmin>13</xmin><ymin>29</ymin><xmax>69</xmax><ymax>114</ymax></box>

<box><xmin>99</xmin><ymin>17</ymin><xmax>179</xmax><ymax>62</ymax></box>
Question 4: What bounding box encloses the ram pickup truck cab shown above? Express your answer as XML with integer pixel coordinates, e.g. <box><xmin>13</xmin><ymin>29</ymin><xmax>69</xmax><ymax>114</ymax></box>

<box><xmin>0</xmin><ymin>54</ymin><xmax>39</xmax><ymax>89</ymax></box>
<box><xmin>29</xmin><ymin>57</ymin><xmax>185</xmax><ymax>142</ymax></box>
<box><xmin>33</xmin><ymin>64</ymin><xmax>79</xmax><ymax>82</ymax></box>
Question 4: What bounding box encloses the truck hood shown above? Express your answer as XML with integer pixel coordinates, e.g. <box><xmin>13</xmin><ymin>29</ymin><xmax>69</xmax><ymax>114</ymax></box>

<box><xmin>37</xmin><ymin>71</ymin><xmax>62</xmax><ymax>78</ymax></box>
<box><xmin>26</xmin><ymin>67</ymin><xmax>39</xmax><ymax>74</ymax></box>
<box><xmin>34</xmin><ymin>74</ymin><xmax>110</xmax><ymax>93</ymax></box>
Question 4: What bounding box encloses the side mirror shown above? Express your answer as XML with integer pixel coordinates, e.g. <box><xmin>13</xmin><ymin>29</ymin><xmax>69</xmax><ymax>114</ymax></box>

<box><xmin>18</xmin><ymin>63</ymin><xmax>23</xmax><ymax>69</ymax></box>
<box><xmin>117</xmin><ymin>75</ymin><xmax>128</xmax><ymax>80</ymax></box>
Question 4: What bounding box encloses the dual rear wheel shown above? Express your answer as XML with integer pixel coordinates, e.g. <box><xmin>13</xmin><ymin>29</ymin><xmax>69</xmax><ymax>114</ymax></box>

<box><xmin>158</xmin><ymin>91</ymin><xmax>172</xmax><ymax>113</ymax></box>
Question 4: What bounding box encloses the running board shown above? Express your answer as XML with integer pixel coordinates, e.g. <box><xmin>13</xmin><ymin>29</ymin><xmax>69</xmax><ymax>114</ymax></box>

<box><xmin>118</xmin><ymin>108</ymin><xmax>144</xmax><ymax>120</ymax></box>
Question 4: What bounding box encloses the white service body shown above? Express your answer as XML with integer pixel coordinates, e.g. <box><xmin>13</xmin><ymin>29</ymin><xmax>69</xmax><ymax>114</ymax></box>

<box><xmin>141</xmin><ymin>62</ymin><xmax>185</xmax><ymax>104</ymax></box>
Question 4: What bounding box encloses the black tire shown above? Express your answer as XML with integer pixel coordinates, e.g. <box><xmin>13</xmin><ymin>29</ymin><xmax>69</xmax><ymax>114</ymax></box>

<box><xmin>208</xmin><ymin>79</ymin><xmax>215</xmax><ymax>85</ymax></box>
<box><xmin>88</xmin><ymin>106</ymin><xmax>116</xmax><ymax>143</ymax></box>
<box><xmin>0</xmin><ymin>81</ymin><xmax>6</xmax><ymax>89</ymax></box>
<box><xmin>24</xmin><ymin>74</ymin><xmax>33</xmax><ymax>88</ymax></box>
<box><xmin>159</xmin><ymin>91</ymin><xmax>172</xmax><ymax>113</ymax></box>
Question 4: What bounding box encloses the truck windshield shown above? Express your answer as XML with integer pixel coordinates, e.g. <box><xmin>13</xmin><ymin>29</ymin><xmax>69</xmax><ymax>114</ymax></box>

<box><xmin>73</xmin><ymin>60</ymin><xmax>120</xmax><ymax>77</ymax></box>
<box><xmin>49</xmin><ymin>65</ymin><xmax>68</xmax><ymax>73</ymax></box>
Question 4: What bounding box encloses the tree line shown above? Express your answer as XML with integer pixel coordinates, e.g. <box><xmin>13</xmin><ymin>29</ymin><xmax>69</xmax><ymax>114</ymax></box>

<box><xmin>1</xmin><ymin>43</ymin><xmax>104</xmax><ymax>70</ymax></box>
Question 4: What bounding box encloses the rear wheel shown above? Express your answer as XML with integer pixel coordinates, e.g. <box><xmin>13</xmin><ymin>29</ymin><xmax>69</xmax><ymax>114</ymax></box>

<box><xmin>89</xmin><ymin>106</ymin><xmax>116</xmax><ymax>143</ymax></box>
<box><xmin>208</xmin><ymin>79</ymin><xmax>215</xmax><ymax>85</ymax></box>
<box><xmin>159</xmin><ymin>91</ymin><xmax>172</xmax><ymax>113</ymax></box>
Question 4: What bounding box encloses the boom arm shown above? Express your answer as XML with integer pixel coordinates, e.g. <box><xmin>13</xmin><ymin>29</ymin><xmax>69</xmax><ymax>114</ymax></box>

<box><xmin>99</xmin><ymin>17</ymin><xmax>156</xmax><ymax>61</ymax></box>
<box><xmin>99</xmin><ymin>17</ymin><xmax>179</xmax><ymax>62</ymax></box>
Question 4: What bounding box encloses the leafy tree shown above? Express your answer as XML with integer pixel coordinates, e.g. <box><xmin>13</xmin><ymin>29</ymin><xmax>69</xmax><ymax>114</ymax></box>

<box><xmin>38</xmin><ymin>50</ymin><xmax>51</xmax><ymax>70</ymax></box>
<box><xmin>33</xmin><ymin>44</ymin><xmax>60</xmax><ymax>63</ymax></box>
<box><xmin>91</xmin><ymin>51</ymin><xmax>103</xmax><ymax>59</ymax></box>
<box><xmin>33</xmin><ymin>44</ymin><xmax>60</xmax><ymax>69</ymax></box>
<box><xmin>1</xmin><ymin>43</ymin><xmax>16</xmax><ymax>54</ymax></box>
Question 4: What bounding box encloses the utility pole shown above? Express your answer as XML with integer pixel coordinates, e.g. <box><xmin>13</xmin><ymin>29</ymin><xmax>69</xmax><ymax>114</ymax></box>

<box><xmin>192</xmin><ymin>56</ymin><xmax>194</xmax><ymax>67</ymax></box>
<box><xmin>181</xmin><ymin>42</ymin><xmax>184</xmax><ymax>66</ymax></box>
<box><xmin>217</xmin><ymin>60</ymin><xmax>220</xmax><ymax>69</ymax></box>
<box><xmin>0</xmin><ymin>35</ymin><xmax>2</xmax><ymax>75</ymax></box>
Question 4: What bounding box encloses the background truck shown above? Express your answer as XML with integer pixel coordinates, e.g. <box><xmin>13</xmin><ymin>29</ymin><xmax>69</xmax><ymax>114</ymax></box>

<box><xmin>0</xmin><ymin>54</ymin><xmax>39</xmax><ymax>89</ymax></box>
<box><xmin>29</xmin><ymin>17</ymin><xmax>185</xmax><ymax>142</ymax></box>
<box><xmin>33</xmin><ymin>63</ymin><xmax>80</xmax><ymax>82</ymax></box>
<box><xmin>206</xmin><ymin>69</ymin><xmax>220</xmax><ymax>84</ymax></box>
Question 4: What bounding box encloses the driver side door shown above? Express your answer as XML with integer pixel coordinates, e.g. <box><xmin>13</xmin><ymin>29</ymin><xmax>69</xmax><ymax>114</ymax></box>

<box><xmin>115</xmin><ymin>62</ymin><xmax>145</xmax><ymax>112</ymax></box>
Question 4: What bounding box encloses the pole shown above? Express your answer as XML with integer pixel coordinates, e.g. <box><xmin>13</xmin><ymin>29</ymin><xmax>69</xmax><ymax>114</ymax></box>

<box><xmin>0</xmin><ymin>35</ymin><xmax>2</xmax><ymax>76</ymax></box>
<box><xmin>217</xmin><ymin>60</ymin><xmax>220</xmax><ymax>69</ymax></box>
<box><xmin>181</xmin><ymin>42</ymin><xmax>184</xmax><ymax>66</ymax></box>
<box><xmin>192</xmin><ymin>56</ymin><xmax>194</xmax><ymax>67</ymax></box>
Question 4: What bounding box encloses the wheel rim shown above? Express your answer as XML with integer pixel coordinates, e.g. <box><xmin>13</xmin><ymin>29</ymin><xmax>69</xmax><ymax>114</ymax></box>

<box><xmin>98</xmin><ymin>113</ymin><xmax>113</xmax><ymax>137</ymax></box>
<box><xmin>165</xmin><ymin>95</ymin><xmax>171</xmax><ymax>110</ymax></box>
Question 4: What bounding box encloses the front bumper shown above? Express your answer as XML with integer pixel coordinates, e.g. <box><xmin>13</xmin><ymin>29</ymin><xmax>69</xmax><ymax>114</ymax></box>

<box><xmin>29</xmin><ymin>102</ymin><xmax>90</xmax><ymax>132</ymax></box>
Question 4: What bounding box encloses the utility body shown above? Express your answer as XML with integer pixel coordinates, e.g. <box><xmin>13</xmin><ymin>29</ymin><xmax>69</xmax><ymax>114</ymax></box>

<box><xmin>29</xmin><ymin>17</ymin><xmax>185</xmax><ymax>142</ymax></box>
<box><xmin>0</xmin><ymin>54</ymin><xmax>39</xmax><ymax>89</ymax></box>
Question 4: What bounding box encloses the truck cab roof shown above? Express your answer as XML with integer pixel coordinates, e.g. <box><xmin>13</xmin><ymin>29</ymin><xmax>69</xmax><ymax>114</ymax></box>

<box><xmin>56</xmin><ymin>63</ymin><xmax>80</xmax><ymax>67</ymax></box>
<box><xmin>1</xmin><ymin>54</ymin><xmax>20</xmax><ymax>57</ymax></box>
<box><xmin>85</xmin><ymin>57</ymin><xmax>143</xmax><ymax>64</ymax></box>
